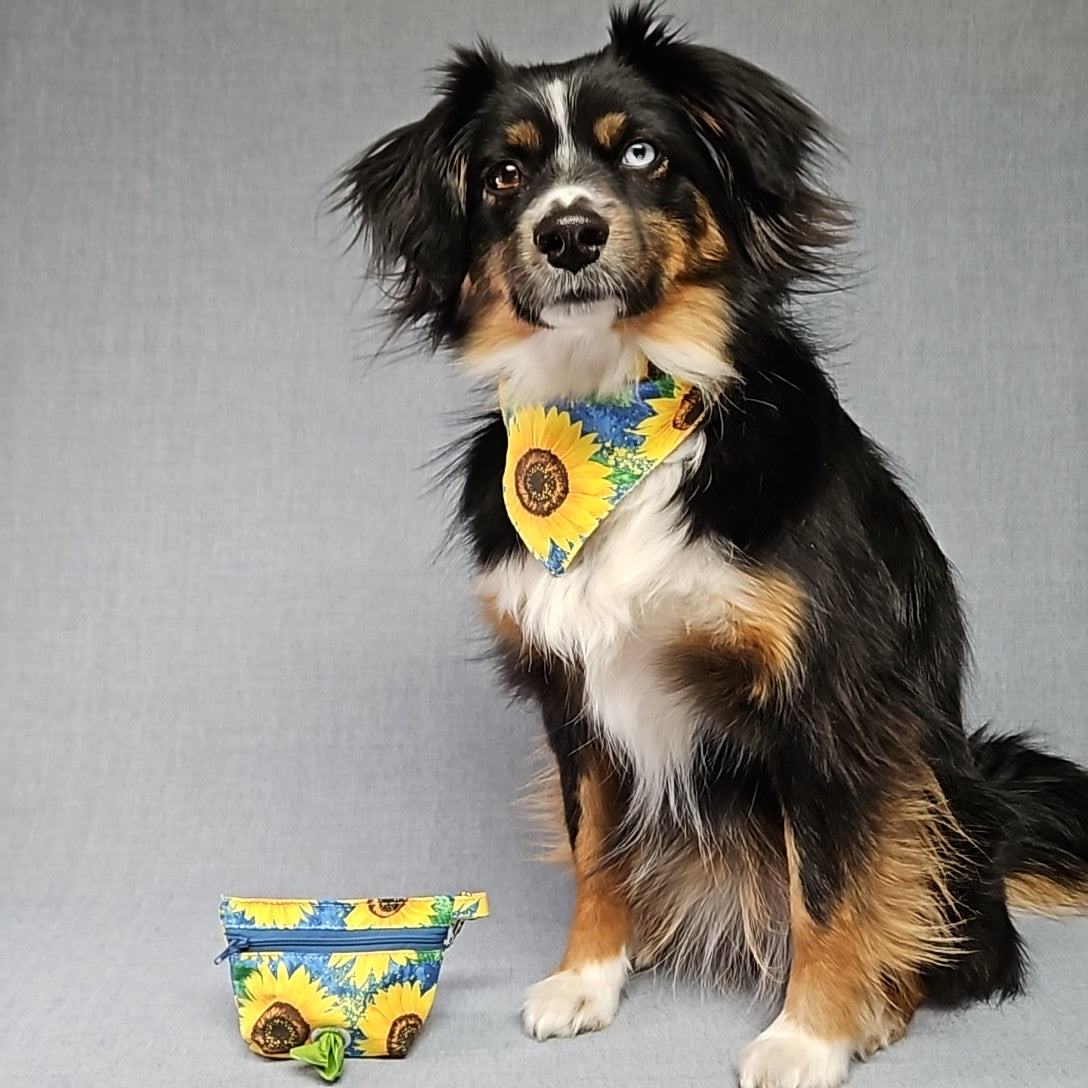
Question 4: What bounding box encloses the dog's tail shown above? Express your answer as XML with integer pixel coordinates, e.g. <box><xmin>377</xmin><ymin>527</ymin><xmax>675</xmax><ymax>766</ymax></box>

<box><xmin>971</xmin><ymin>729</ymin><xmax>1088</xmax><ymax>915</ymax></box>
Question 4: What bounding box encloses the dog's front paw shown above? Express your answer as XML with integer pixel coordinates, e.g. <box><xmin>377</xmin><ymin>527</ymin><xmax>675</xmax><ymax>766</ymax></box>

<box><xmin>521</xmin><ymin>958</ymin><xmax>628</xmax><ymax>1040</ymax></box>
<box><xmin>738</xmin><ymin>1014</ymin><xmax>852</xmax><ymax>1088</ymax></box>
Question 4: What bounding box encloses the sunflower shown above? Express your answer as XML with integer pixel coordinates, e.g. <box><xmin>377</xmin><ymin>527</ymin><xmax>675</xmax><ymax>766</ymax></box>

<box><xmin>632</xmin><ymin>381</ymin><xmax>706</xmax><ymax>463</ymax></box>
<box><xmin>329</xmin><ymin>950</ymin><xmax>413</xmax><ymax>989</ymax></box>
<box><xmin>344</xmin><ymin>898</ymin><xmax>437</xmax><ymax>930</ymax></box>
<box><xmin>231</xmin><ymin>899</ymin><xmax>315</xmax><ymax>929</ymax></box>
<box><xmin>236</xmin><ymin>961</ymin><xmax>347</xmax><ymax>1058</ymax></box>
<box><xmin>355</xmin><ymin>980</ymin><xmax>436</xmax><ymax>1057</ymax></box>
<box><xmin>502</xmin><ymin>404</ymin><xmax>614</xmax><ymax>562</ymax></box>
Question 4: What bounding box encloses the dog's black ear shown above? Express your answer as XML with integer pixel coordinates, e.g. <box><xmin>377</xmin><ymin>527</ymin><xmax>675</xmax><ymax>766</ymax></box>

<box><xmin>608</xmin><ymin>3</ymin><xmax>849</xmax><ymax>292</ymax></box>
<box><xmin>333</xmin><ymin>43</ymin><xmax>504</xmax><ymax>339</ymax></box>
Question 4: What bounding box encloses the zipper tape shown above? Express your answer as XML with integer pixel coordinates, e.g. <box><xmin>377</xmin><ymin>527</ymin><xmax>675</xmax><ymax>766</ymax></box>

<box><xmin>214</xmin><ymin>924</ymin><xmax>449</xmax><ymax>965</ymax></box>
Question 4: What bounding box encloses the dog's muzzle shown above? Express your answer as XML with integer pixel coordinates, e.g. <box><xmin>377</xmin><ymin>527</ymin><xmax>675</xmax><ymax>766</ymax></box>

<box><xmin>532</xmin><ymin>203</ymin><xmax>610</xmax><ymax>274</ymax></box>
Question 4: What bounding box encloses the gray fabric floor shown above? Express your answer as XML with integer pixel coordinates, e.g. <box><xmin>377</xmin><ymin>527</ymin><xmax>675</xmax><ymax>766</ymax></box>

<box><xmin>3</xmin><ymin>2</ymin><xmax>1086</xmax><ymax>1085</ymax></box>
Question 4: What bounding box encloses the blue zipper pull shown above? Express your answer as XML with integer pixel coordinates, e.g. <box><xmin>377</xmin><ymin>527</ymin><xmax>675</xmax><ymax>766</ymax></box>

<box><xmin>214</xmin><ymin>935</ymin><xmax>248</xmax><ymax>965</ymax></box>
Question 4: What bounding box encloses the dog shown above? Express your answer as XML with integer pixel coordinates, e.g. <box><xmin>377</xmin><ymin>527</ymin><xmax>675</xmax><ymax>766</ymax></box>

<box><xmin>334</xmin><ymin>5</ymin><xmax>1088</xmax><ymax>1085</ymax></box>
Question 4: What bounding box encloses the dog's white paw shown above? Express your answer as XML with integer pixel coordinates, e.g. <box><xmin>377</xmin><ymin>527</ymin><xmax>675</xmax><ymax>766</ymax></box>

<box><xmin>738</xmin><ymin>1014</ymin><xmax>852</xmax><ymax>1088</ymax></box>
<box><xmin>521</xmin><ymin>957</ymin><xmax>628</xmax><ymax>1040</ymax></box>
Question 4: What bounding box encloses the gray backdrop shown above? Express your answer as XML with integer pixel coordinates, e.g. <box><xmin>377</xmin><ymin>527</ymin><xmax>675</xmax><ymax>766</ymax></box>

<box><xmin>2</xmin><ymin>1</ymin><xmax>1086</xmax><ymax>1085</ymax></box>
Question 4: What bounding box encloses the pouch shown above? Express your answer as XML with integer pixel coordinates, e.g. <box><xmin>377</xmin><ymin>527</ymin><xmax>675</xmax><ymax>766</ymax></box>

<box><xmin>216</xmin><ymin>893</ymin><xmax>488</xmax><ymax>1070</ymax></box>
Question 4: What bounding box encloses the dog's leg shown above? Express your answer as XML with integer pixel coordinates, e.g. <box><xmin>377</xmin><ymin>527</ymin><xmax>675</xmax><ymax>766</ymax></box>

<box><xmin>522</xmin><ymin>750</ymin><xmax>631</xmax><ymax>1040</ymax></box>
<box><xmin>738</xmin><ymin>816</ymin><xmax>931</xmax><ymax>1088</ymax></box>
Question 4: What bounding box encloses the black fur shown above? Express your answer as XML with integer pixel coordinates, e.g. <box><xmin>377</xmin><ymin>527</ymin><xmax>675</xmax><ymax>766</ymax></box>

<box><xmin>607</xmin><ymin>3</ymin><xmax>850</xmax><ymax>299</ymax></box>
<box><xmin>971</xmin><ymin>731</ymin><xmax>1088</xmax><ymax>893</ymax></box>
<box><xmin>331</xmin><ymin>43</ymin><xmax>506</xmax><ymax>342</ymax></box>
<box><xmin>338</xmin><ymin>0</ymin><xmax>1088</xmax><ymax>1042</ymax></box>
<box><xmin>334</xmin><ymin>3</ymin><xmax>848</xmax><ymax>341</ymax></box>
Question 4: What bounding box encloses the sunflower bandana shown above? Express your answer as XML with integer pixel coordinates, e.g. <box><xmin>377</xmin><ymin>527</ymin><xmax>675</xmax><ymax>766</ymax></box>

<box><xmin>501</xmin><ymin>373</ymin><xmax>708</xmax><ymax>575</ymax></box>
<box><xmin>217</xmin><ymin>893</ymin><xmax>488</xmax><ymax>1076</ymax></box>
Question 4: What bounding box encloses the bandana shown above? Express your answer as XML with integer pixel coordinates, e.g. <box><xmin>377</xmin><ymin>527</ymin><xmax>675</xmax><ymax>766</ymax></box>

<box><xmin>500</xmin><ymin>373</ymin><xmax>708</xmax><ymax>575</ymax></box>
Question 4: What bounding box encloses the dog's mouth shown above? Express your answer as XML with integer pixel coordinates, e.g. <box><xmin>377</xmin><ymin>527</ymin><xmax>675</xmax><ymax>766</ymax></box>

<box><xmin>538</xmin><ymin>298</ymin><xmax>622</xmax><ymax>330</ymax></box>
<box><xmin>551</xmin><ymin>287</ymin><xmax>611</xmax><ymax>308</ymax></box>
<box><xmin>510</xmin><ymin>272</ymin><xmax>649</xmax><ymax>329</ymax></box>
<box><xmin>513</xmin><ymin>289</ymin><xmax>617</xmax><ymax>327</ymax></box>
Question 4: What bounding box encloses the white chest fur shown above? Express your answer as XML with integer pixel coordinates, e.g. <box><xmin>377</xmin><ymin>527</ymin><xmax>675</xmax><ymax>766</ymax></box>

<box><xmin>477</xmin><ymin>434</ymin><xmax>761</xmax><ymax>822</ymax></box>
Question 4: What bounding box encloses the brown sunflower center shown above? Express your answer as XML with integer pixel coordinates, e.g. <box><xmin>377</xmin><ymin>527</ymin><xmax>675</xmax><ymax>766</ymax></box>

<box><xmin>367</xmin><ymin>897</ymin><xmax>407</xmax><ymax>918</ymax></box>
<box><xmin>386</xmin><ymin>1012</ymin><xmax>424</xmax><ymax>1057</ymax></box>
<box><xmin>514</xmin><ymin>448</ymin><xmax>569</xmax><ymax>517</ymax></box>
<box><xmin>252</xmin><ymin>1001</ymin><xmax>310</xmax><ymax>1055</ymax></box>
<box><xmin>672</xmin><ymin>388</ymin><xmax>704</xmax><ymax>431</ymax></box>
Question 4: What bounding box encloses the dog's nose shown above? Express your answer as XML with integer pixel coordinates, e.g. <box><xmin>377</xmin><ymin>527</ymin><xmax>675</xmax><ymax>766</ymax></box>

<box><xmin>533</xmin><ymin>207</ymin><xmax>609</xmax><ymax>273</ymax></box>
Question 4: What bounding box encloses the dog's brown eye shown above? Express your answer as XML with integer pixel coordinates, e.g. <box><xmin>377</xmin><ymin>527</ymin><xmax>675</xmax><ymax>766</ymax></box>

<box><xmin>486</xmin><ymin>161</ymin><xmax>522</xmax><ymax>192</ymax></box>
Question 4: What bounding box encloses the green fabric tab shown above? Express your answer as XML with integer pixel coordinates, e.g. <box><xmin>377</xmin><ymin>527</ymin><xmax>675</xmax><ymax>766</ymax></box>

<box><xmin>289</xmin><ymin>1030</ymin><xmax>346</xmax><ymax>1082</ymax></box>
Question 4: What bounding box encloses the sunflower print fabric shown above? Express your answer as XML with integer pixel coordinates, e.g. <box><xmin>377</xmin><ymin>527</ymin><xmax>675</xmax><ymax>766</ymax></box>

<box><xmin>219</xmin><ymin>893</ymin><xmax>487</xmax><ymax>1061</ymax></box>
<box><xmin>237</xmin><ymin>961</ymin><xmax>348</xmax><ymax>1057</ymax></box>
<box><xmin>356</xmin><ymin>981</ymin><xmax>436</xmax><ymax>1057</ymax></box>
<box><xmin>501</xmin><ymin>373</ymin><xmax>708</xmax><ymax>575</ymax></box>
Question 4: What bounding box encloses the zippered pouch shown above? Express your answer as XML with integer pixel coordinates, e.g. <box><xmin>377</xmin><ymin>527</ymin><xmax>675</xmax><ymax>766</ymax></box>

<box><xmin>217</xmin><ymin>893</ymin><xmax>488</xmax><ymax>1073</ymax></box>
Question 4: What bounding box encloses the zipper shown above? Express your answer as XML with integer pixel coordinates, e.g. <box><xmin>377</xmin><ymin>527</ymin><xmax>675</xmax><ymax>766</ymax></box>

<box><xmin>214</xmin><ymin>925</ymin><xmax>449</xmax><ymax>965</ymax></box>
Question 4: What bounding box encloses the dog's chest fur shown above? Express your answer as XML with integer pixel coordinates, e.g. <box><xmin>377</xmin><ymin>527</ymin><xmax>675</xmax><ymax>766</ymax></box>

<box><xmin>478</xmin><ymin>433</ymin><xmax>794</xmax><ymax>986</ymax></box>
<box><xmin>478</xmin><ymin>433</ymin><xmax>767</xmax><ymax>817</ymax></box>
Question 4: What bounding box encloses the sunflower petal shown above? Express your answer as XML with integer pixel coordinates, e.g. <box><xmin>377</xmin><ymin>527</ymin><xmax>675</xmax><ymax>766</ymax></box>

<box><xmin>501</xmin><ymin>375</ymin><xmax>706</xmax><ymax>574</ymax></box>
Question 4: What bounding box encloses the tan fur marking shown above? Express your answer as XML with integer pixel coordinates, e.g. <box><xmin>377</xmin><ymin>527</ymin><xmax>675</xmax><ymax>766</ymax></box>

<box><xmin>635</xmin><ymin>206</ymin><xmax>724</xmax><ymax>285</ymax></box>
<box><xmin>782</xmin><ymin>781</ymin><xmax>961</xmax><ymax>1051</ymax></box>
<box><xmin>593</xmin><ymin>111</ymin><xmax>628</xmax><ymax>149</ymax></box>
<box><xmin>1006</xmin><ymin>872</ymin><xmax>1088</xmax><ymax>917</ymax></box>
<box><xmin>478</xmin><ymin>592</ymin><xmax>524</xmax><ymax>647</ymax></box>
<box><xmin>673</xmin><ymin>569</ymin><xmax>805</xmax><ymax>706</ymax></box>
<box><xmin>459</xmin><ymin>248</ymin><xmax>535</xmax><ymax>364</ymax></box>
<box><xmin>647</xmin><ymin>155</ymin><xmax>669</xmax><ymax>180</ymax></box>
<box><xmin>692</xmin><ymin>191</ymin><xmax>728</xmax><ymax>266</ymax></box>
<box><xmin>872</xmin><ymin>973</ymin><xmax>926</xmax><ymax>1055</ymax></box>
<box><xmin>620</xmin><ymin>283</ymin><xmax>731</xmax><ymax>373</ymax></box>
<box><xmin>505</xmin><ymin>119</ymin><xmax>542</xmax><ymax>154</ymax></box>
<box><xmin>740</xmin><ymin>572</ymin><xmax>805</xmax><ymax>702</ymax></box>
<box><xmin>559</xmin><ymin>752</ymin><xmax>631</xmax><ymax>969</ymax></box>
<box><xmin>641</xmin><ymin>210</ymin><xmax>691</xmax><ymax>284</ymax></box>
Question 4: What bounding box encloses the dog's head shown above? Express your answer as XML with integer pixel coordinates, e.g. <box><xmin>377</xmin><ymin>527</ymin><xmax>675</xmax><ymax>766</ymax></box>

<box><xmin>336</xmin><ymin>4</ymin><xmax>846</xmax><ymax>399</ymax></box>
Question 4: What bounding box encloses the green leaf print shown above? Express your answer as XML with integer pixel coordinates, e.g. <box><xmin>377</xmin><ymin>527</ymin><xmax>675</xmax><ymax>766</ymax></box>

<box><xmin>231</xmin><ymin>960</ymin><xmax>259</xmax><ymax>998</ymax></box>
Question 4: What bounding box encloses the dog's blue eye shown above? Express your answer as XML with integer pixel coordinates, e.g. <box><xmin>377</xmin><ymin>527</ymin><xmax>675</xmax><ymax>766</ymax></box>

<box><xmin>621</xmin><ymin>141</ymin><xmax>657</xmax><ymax>169</ymax></box>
